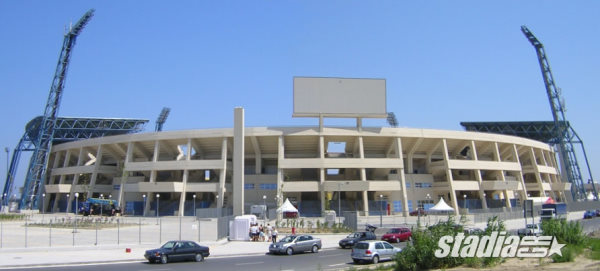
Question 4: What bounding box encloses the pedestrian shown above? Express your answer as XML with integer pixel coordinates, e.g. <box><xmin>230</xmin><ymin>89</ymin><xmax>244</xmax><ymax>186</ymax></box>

<box><xmin>259</xmin><ymin>224</ymin><xmax>265</xmax><ymax>242</ymax></box>
<box><xmin>271</xmin><ymin>228</ymin><xmax>278</xmax><ymax>243</ymax></box>
<box><xmin>266</xmin><ymin>223</ymin><xmax>273</xmax><ymax>242</ymax></box>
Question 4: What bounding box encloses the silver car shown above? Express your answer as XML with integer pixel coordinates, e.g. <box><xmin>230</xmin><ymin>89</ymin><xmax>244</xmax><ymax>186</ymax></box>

<box><xmin>269</xmin><ymin>235</ymin><xmax>322</xmax><ymax>255</ymax></box>
<box><xmin>351</xmin><ymin>240</ymin><xmax>401</xmax><ymax>264</ymax></box>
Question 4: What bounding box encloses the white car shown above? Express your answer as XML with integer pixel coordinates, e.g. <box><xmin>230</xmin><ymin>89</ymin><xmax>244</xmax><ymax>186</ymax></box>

<box><xmin>351</xmin><ymin>240</ymin><xmax>401</xmax><ymax>264</ymax></box>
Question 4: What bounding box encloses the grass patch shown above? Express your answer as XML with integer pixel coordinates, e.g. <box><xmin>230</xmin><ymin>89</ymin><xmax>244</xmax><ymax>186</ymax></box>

<box><xmin>0</xmin><ymin>214</ymin><xmax>26</xmax><ymax>221</ymax></box>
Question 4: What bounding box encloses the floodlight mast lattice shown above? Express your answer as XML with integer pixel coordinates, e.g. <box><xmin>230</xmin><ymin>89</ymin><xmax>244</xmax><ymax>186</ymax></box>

<box><xmin>521</xmin><ymin>25</ymin><xmax>594</xmax><ymax>201</ymax></box>
<box><xmin>155</xmin><ymin>107</ymin><xmax>171</xmax><ymax>132</ymax></box>
<box><xmin>19</xmin><ymin>9</ymin><xmax>95</xmax><ymax>210</ymax></box>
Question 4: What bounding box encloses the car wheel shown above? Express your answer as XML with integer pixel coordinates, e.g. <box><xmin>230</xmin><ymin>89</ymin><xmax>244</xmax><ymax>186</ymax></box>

<box><xmin>372</xmin><ymin>255</ymin><xmax>379</xmax><ymax>264</ymax></box>
<box><xmin>353</xmin><ymin>259</ymin><xmax>360</xmax><ymax>264</ymax></box>
<box><xmin>286</xmin><ymin>247</ymin><xmax>293</xmax><ymax>255</ymax></box>
<box><xmin>160</xmin><ymin>255</ymin><xmax>168</xmax><ymax>264</ymax></box>
<box><xmin>195</xmin><ymin>253</ymin><xmax>204</xmax><ymax>262</ymax></box>
<box><xmin>311</xmin><ymin>245</ymin><xmax>319</xmax><ymax>253</ymax></box>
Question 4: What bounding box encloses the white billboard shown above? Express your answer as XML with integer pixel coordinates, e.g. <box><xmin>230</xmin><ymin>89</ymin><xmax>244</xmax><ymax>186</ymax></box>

<box><xmin>293</xmin><ymin>77</ymin><xmax>387</xmax><ymax>118</ymax></box>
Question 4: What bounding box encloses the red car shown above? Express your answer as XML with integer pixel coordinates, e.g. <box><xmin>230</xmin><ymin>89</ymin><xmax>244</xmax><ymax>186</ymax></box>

<box><xmin>381</xmin><ymin>227</ymin><xmax>412</xmax><ymax>243</ymax></box>
<box><xmin>409</xmin><ymin>208</ymin><xmax>427</xmax><ymax>216</ymax></box>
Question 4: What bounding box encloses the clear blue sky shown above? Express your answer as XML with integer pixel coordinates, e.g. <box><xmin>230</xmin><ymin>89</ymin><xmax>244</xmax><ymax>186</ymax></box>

<box><xmin>1</xmin><ymin>1</ymin><xmax>599</xmax><ymax>193</ymax></box>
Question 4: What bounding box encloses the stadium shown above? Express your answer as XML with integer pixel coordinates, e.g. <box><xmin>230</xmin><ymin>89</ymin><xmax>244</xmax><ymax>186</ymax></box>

<box><xmin>39</xmin><ymin>78</ymin><xmax>570</xmax><ymax>218</ymax></box>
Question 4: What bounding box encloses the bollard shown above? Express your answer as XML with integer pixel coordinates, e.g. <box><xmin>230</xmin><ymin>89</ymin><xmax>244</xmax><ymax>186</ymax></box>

<box><xmin>125</xmin><ymin>248</ymin><xmax>131</xmax><ymax>253</ymax></box>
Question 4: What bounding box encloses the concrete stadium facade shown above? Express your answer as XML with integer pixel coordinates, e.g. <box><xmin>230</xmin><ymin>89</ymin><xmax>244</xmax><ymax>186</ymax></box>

<box><xmin>41</xmin><ymin>124</ymin><xmax>571</xmax><ymax>217</ymax></box>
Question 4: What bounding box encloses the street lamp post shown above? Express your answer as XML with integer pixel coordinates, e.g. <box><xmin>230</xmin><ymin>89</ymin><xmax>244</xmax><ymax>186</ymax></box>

<box><xmin>379</xmin><ymin>194</ymin><xmax>383</xmax><ymax>227</ymax></box>
<box><xmin>66</xmin><ymin>194</ymin><xmax>70</xmax><ymax>213</ymax></box>
<box><xmin>4</xmin><ymin>147</ymin><xmax>8</xmax><ymax>207</ymax></box>
<box><xmin>463</xmin><ymin>194</ymin><xmax>467</xmax><ymax>210</ymax></box>
<box><xmin>142</xmin><ymin>194</ymin><xmax>146</xmax><ymax>217</ymax></box>
<box><xmin>193</xmin><ymin>194</ymin><xmax>197</xmax><ymax>218</ymax></box>
<box><xmin>75</xmin><ymin>193</ymin><xmax>79</xmax><ymax>215</ymax></box>
<box><xmin>338</xmin><ymin>183</ymin><xmax>342</xmax><ymax>224</ymax></box>
<box><xmin>425</xmin><ymin>193</ymin><xmax>431</xmax><ymax>225</ymax></box>
<box><xmin>262</xmin><ymin>195</ymin><xmax>267</xmax><ymax>220</ymax></box>
<box><xmin>100</xmin><ymin>194</ymin><xmax>104</xmax><ymax>216</ymax></box>
<box><xmin>42</xmin><ymin>193</ymin><xmax>46</xmax><ymax>215</ymax></box>
<box><xmin>156</xmin><ymin>194</ymin><xmax>160</xmax><ymax>221</ymax></box>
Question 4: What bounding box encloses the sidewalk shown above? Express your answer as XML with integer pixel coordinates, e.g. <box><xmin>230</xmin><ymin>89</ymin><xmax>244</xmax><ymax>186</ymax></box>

<box><xmin>0</xmin><ymin>234</ymin><xmax>346</xmax><ymax>268</ymax></box>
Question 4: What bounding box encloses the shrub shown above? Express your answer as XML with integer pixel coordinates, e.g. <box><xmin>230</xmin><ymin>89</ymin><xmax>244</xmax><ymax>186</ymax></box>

<box><xmin>541</xmin><ymin>219</ymin><xmax>585</xmax><ymax>246</ymax></box>
<box><xmin>395</xmin><ymin>216</ymin><xmax>506</xmax><ymax>271</ymax></box>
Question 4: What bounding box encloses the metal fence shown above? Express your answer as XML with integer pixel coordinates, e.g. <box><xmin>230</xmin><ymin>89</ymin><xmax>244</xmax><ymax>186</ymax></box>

<box><xmin>0</xmin><ymin>214</ymin><xmax>223</xmax><ymax>249</ymax></box>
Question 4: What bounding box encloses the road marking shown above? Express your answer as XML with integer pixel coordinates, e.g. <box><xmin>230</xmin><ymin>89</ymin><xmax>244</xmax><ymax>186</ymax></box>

<box><xmin>328</xmin><ymin>263</ymin><xmax>345</xmax><ymax>267</ymax></box>
<box><xmin>235</xmin><ymin>261</ymin><xmax>264</xmax><ymax>266</ymax></box>
<box><xmin>0</xmin><ymin>261</ymin><xmax>146</xmax><ymax>270</ymax></box>
<box><xmin>319</xmin><ymin>253</ymin><xmax>343</xmax><ymax>258</ymax></box>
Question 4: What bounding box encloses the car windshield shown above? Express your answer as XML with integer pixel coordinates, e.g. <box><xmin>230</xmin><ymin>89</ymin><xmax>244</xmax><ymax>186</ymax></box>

<box><xmin>161</xmin><ymin>241</ymin><xmax>176</xmax><ymax>249</ymax></box>
<box><xmin>279</xmin><ymin>236</ymin><xmax>296</xmax><ymax>243</ymax></box>
<box><xmin>388</xmin><ymin>229</ymin><xmax>401</xmax><ymax>234</ymax></box>
<box><xmin>347</xmin><ymin>233</ymin><xmax>360</xmax><ymax>238</ymax></box>
<box><xmin>527</xmin><ymin>224</ymin><xmax>537</xmax><ymax>229</ymax></box>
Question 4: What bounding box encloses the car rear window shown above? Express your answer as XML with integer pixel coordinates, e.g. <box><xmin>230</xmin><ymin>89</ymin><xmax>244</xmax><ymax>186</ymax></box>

<box><xmin>355</xmin><ymin>243</ymin><xmax>369</xmax><ymax>249</ymax></box>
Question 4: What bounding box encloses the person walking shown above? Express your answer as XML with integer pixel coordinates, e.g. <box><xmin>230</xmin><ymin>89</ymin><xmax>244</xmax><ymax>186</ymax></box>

<box><xmin>266</xmin><ymin>223</ymin><xmax>273</xmax><ymax>242</ymax></box>
<box><xmin>271</xmin><ymin>228</ymin><xmax>278</xmax><ymax>243</ymax></box>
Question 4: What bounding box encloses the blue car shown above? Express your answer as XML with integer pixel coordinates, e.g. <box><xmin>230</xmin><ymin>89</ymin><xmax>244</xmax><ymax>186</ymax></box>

<box><xmin>583</xmin><ymin>210</ymin><xmax>596</xmax><ymax>219</ymax></box>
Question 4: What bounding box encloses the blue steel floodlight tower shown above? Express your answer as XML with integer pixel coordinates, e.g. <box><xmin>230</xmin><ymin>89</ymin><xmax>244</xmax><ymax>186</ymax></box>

<box><xmin>19</xmin><ymin>9</ymin><xmax>94</xmax><ymax>209</ymax></box>
<box><xmin>521</xmin><ymin>26</ymin><xmax>595</xmax><ymax>201</ymax></box>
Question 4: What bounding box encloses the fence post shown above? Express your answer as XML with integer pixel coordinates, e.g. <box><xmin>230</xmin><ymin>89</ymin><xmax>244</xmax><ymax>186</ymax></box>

<box><xmin>138</xmin><ymin>217</ymin><xmax>141</xmax><ymax>245</ymax></box>
<box><xmin>118</xmin><ymin>218</ymin><xmax>120</xmax><ymax>246</ymax></box>
<box><xmin>95</xmin><ymin>220</ymin><xmax>98</xmax><ymax>246</ymax></box>
<box><xmin>159</xmin><ymin>218</ymin><xmax>162</xmax><ymax>244</ymax></box>
<box><xmin>72</xmin><ymin>218</ymin><xmax>76</xmax><ymax>247</ymax></box>
<box><xmin>25</xmin><ymin>217</ymin><xmax>28</xmax><ymax>248</ymax></box>
<box><xmin>49</xmin><ymin>220</ymin><xmax>52</xmax><ymax>247</ymax></box>
<box><xmin>197</xmin><ymin>220</ymin><xmax>201</xmax><ymax>242</ymax></box>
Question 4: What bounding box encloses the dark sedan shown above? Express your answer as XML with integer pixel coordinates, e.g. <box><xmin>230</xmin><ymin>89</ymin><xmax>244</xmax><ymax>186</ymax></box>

<box><xmin>144</xmin><ymin>240</ymin><xmax>210</xmax><ymax>264</ymax></box>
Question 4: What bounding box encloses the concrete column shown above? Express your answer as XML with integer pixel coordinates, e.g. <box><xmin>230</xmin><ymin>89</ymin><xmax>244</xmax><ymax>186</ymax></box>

<box><xmin>512</xmin><ymin>145</ymin><xmax>528</xmax><ymax>205</ymax></box>
<box><xmin>528</xmin><ymin>147</ymin><xmax>546</xmax><ymax>197</ymax></box>
<box><xmin>218</xmin><ymin>138</ymin><xmax>227</xmax><ymax>209</ymax></box>
<box><xmin>87</xmin><ymin>145</ymin><xmax>103</xmax><ymax>199</ymax></box>
<box><xmin>118</xmin><ymin>142</ymin><xmax>133</xmax><ymax>210</ymax></box>
<box><xmin>179</xmin><ymin>170</ymin><xmax>188</xmax><ymax>216</ymax></box>
<box><xmin>233</xmin><ymin>107</ymin><xmax>245</xmax><ymax>216</ymax></box>
<box><xmin>67</xmin><ymin>148</ymin><xmax>85</xmax><ymax>212</ymax></box>
<box><xmin>470</xmin><ymin>141</ymin><xmax>487</xmax><ymax>209</ymax></box>
<box><xmin>358</xmin><ymin>136</ymin><xmax>368</xmax><ymax>212</ymax></box>
<box><xmin>442</xmin><ymin>139</ymin><xmax>460</xmax><ymax>215</ymax></box>
<box><xmin>277</xmin><ymin>136</ymin><xmax>284</xmax><ymax>220</ymax></box>
<box><xmin>395</xmin><ymin>138</ymin><xmax>409</xmax><ymax>217</ymax></box>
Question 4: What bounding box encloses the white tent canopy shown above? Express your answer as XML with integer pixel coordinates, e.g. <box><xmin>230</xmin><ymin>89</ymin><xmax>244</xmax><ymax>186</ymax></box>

<box><xmin>429</xmin><ymin>197</ymin><xmax>454</xmax><ymax>212</ymax></box>
<box><xmin>277</xmin><ymin>198</ymin><xmax>299</xmax><ymax>213</ymax></box>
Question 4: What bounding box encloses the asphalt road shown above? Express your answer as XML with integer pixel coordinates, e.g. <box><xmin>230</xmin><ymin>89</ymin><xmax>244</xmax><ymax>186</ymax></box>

<box><xmin>8</xmin><ymin>245</ymin><xmax>406</xmax><ymax>271</ymax></box>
